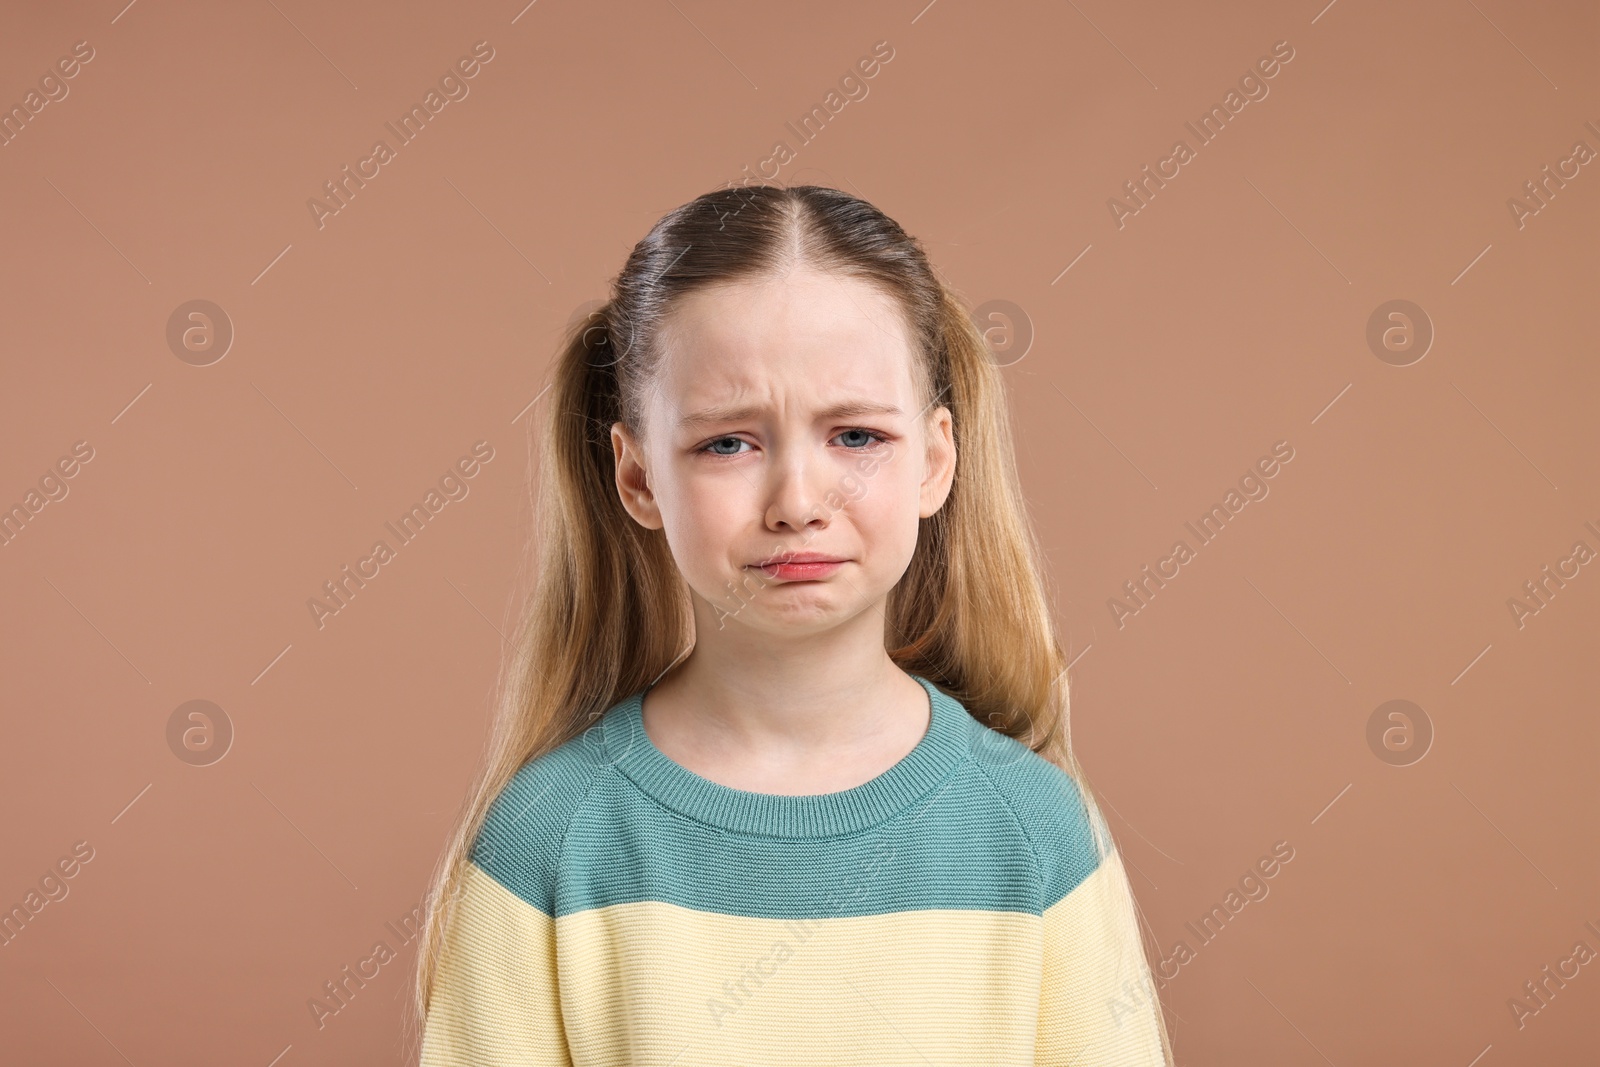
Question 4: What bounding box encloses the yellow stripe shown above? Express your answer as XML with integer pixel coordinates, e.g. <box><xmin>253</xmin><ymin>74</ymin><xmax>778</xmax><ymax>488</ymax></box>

<box><xmin>557</xmin><ymin>899</ymin><xmax>1042</xmax><ymax>1063</ymax></box>
<box><xmin>424</xmin><ymin>853</ymin><xmax>1168</xmax><ymax>1065</ymax></box>
<box><xmin>420</xmin><ymin>863</ymin><xmax>568</xmax><ymax>1066</ymax></box>
<box><xmin>1038</xmin><ymin>848</ymin><xmax>1169</xmax><ymax>1065</ymax></box>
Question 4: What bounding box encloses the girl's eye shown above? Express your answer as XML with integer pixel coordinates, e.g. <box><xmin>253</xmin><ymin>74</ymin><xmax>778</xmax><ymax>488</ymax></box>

<box><xmin>702</xmin><ymin>436</ymin><xmax>750</xmax><ymax>457</ymax></box>
<box><xmin>697</xmin><ymin>429</ymin><xmax>888</xmax><ymax>457</ymax></box>
<box><xmin>834</xmin><ymin>428</ymin><xmax>888</xmax><ymax>450</ymax></box>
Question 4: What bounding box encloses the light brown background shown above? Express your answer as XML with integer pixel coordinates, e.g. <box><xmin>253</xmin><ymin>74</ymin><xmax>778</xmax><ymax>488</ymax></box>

<box><xmin>2</xmin><ymin>0</ymin><xmax>1596</xmax><ymax>1063</ymax></box>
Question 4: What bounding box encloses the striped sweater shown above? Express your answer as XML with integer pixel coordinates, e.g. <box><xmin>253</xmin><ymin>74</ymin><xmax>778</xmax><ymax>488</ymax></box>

<box><xmin>420</xmin><ymin>674</ymin><xmax>1168</xmax><ymax>1065</ymax></box>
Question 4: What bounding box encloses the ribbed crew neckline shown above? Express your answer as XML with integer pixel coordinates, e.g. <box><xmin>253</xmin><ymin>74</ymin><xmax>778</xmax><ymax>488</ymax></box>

<box><xmin>605</xmin><ymin>673</ymin><xmax>971</xmax><ymax>838</ymax></box>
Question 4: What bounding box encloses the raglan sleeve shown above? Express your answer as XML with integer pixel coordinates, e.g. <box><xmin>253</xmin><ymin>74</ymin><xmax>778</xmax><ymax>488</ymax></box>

<box><xmin>419</xmin><ymin>761</ymin><xmax>586</xmax><ymax>1067</ymax></box>
<box><xmin>1032</xmin><ymin>772</ymin><xmax>1171</xmax><ymax>1065</ymax></box>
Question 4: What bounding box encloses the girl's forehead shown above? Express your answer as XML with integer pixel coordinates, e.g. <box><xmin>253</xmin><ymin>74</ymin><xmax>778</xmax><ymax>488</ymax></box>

<box><xmin>667</xmin><ymin>268</ymin><xmax>906</xmax><ymax>344</ymax></box>
<box><xmin>656</xmin><ymin>271</ymin><xmax>918</xmax><ymax>401</ymax></box>
<box><xmin>653</xmin><ymin>339</ymin><xmax>919</xmax><ymax>427</ymax></box>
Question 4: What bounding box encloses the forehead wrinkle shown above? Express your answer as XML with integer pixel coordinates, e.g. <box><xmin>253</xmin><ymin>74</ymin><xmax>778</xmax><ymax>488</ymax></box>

<box><xmin>679</xmin><ymin>397</ymin><xmax>903</xmax><ymax>430</ymax></box>
<box><xmin>648</xmin><ymin>271</ymin><xmax>919</xmax><ymax>436</ymax></box>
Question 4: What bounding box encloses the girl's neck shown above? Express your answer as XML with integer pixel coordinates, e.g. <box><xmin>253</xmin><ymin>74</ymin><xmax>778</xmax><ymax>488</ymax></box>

<box><xmin>637</xmin><ymin>635</ymin><xmax>932</xmax><ymax>796</ymax></box>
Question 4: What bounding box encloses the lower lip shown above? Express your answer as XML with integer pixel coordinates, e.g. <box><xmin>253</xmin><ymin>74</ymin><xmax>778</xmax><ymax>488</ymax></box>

<box><xmin>755</xmin><ymin>560</ymin><xmax>844</xmax><ymax>580</ymax></box>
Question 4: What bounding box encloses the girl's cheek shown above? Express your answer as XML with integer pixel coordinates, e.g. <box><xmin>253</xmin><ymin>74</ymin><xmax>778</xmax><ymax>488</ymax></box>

<box><xmin>682</xmin><ymin>490</ymin><xmax>745</xmax><ymax>546</ymax></box>
<box><xmin>854</xmin><ymin>468</ymin><xmax>915</xmax><ymax>516</ymax></box>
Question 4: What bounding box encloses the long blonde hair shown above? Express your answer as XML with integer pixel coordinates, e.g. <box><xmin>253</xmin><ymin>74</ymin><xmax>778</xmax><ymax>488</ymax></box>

<box><xmin>407</xmin><ymin>183</ymin><xmax>1174</xmax><ymax>1065</ymax></box>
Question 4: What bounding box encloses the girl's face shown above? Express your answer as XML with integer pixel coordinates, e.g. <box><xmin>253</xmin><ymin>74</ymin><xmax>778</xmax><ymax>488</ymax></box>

<box><xmin>611</xmin><ymin>265</ymin><xmax>955</xmax><ymax>639</ymax></box>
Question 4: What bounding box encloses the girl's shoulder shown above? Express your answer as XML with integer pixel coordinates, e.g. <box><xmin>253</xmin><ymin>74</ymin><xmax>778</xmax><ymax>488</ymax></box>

<box><xmin>467</xmin><ymin>719</ymin><xmax>621</xmax><ymax>913</ymax></box>
<box><xmin>961</xmin><ymin>718</ymin><xmax>1111</xmax><ymax>907</ymax></box>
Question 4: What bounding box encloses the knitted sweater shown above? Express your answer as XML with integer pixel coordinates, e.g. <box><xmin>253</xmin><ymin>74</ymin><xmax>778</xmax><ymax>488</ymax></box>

<box><xmin>420</xmin><ymin>674</ymin><xmax>1168</xmax><ymax>1066</ymax></box>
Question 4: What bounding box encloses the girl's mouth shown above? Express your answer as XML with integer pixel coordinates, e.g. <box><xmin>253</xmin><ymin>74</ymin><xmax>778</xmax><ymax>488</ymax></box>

<box><xmin>751</xmin><ymin>555</ymin><xmax>846</xmax><ymax>581</ymax></box>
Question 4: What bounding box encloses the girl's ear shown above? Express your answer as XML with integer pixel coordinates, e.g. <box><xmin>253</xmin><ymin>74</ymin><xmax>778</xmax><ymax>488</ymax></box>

<box><xmin>611</xmin><ymin>421</ymin><xmax>664</xmax><ymax>530</ymax></box>
<box><xmin>919</xmin><ymin>406</ymin><xmax>957</xmax><ymax>519</ymax></box>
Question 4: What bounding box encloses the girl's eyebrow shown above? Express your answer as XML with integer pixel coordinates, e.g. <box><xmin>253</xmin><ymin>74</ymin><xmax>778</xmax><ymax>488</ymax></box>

<box><xmin>679</xmin><ymin>399</ymin><xmax>904</xmax><ymax>428</ymax></box>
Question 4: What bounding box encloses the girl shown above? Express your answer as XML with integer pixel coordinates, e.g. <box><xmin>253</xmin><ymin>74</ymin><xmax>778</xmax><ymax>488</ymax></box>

<box><xmin>412</xmin><ymin>184</ymin><xmax>1175</xmax><ymax>1066</ymax></box>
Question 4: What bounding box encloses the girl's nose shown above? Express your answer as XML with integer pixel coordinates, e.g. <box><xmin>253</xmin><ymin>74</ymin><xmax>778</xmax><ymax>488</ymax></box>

<box><xmin>763</xmin><ymin>444</ymin><xmax>833</xmax><ymax>532</ymax></box>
